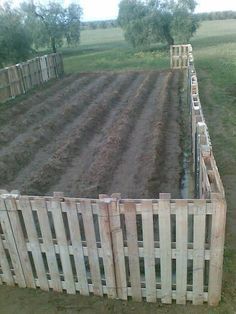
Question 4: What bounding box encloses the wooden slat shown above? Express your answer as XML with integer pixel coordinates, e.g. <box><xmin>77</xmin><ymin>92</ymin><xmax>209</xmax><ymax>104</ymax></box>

<box><xmin>19</xmin><ymin>197</ymin><xmax>49</xmax><ymax>291</ymax></box>
<box><xmin>49</xmin><ymin>199</ymin><xmax>75</xmax><ymax>294</ymax></box>
<box><xmin>141</xmin><ymin>200</ymin><xmax>156</xmax><ymax>302</ymax></box>
<box><xmin>64</xmin><ymin>199</ymin><xmax>89</xmax><ymax>296</ymax></box>
<box><xmin>0</xmin><ymin>226</ymin><xmax>14</xmax><ymax>285</ymax></box>
<box><xmin>159</xmin><ymin>193</ymin><xmax>172</xmax><ymax>304</ymax></box>
<box><xmin>98</xmin><ymin>198</ymin><xmax>116</xmax><ymax>298</ymax></box>
<box><xmin>0</xmin><ymin>198</ymin><xmax>25</xmax><ymax>287</ymax></box>
<box><xmin>5</xmin><ymin>197</ymin><xmax>35</xmax><ymax>288</ymax></box>
<box><xmin>124</xmin><ymin>201</ymin><xmax>142</xmax><ymax>301</ymax></box>
<box><xmin>193</xmin><ymin>199</ymin><xmax>206</xmax><ymax>305</ymax></box>
<box><xmin>32</xmin><ymin>198</ymin><xmax>62</xmax><ymax>292</ymax></box>
<box><xmin>80</xmin><ymin>199</ymin><xmax>103</xmax><ymax>296</ymax></box>
<box><xmin>175</xmin><ymin>200</ymin><xmax>188</xmax><ymax>304</ymax></box>
<box><xmin>109</xmin><ymin>194</ymin><xmax>127</xmax><ymax>300</ymax></box>
<box><xmin>208</xmin><ymin>195</ymin><xmax>226</xmax><ymax>306</ymax></box>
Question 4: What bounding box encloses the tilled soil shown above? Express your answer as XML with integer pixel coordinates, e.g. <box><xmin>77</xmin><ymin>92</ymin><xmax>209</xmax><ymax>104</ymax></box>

<box><xmin>0</xmin><ymin>70</ymin><xmax>183</xmax><ymax>198</ymax></box>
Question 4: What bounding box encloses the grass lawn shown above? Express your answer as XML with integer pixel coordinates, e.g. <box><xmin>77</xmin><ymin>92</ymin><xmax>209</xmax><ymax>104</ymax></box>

<box><xmin>62</xmin><ymin>27</ymin><xmax>169</xmax><ymax>73</ymax></box>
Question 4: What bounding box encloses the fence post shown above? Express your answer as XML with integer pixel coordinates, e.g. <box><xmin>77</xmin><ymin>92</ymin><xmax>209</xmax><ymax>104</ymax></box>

<box><xmin>108</xmin><ymin>193</ymin><xmax>127</xmax><ymax>300</ymax></box>
<box><xmin>159</xmin><ymin>193</ymin><xmax>172</xmax><ymax>304</ymax></box>
<box><xmin>98</xmin><ymin>195</ymin><xmax>117</xmax><ymax>299</ymax></box>
<box><xmin>208</xmin><ymin>193</ymin><xmax>227</xmax><ymax>306</ymax></box>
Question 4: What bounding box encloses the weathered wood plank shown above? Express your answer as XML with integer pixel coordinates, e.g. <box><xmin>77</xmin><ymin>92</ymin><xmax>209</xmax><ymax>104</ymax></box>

<box><xmin>49</xmin><ymin>198</ymin><xmax>75</xmax><ymax>294</ymax></box>
<box><xmin>0</xmin><ymin>223</ymin><xmax>14</xmax><ymax>285</ymax></box>
<box><xmin>64</xmin><ymin>199</ymin><xmax>89</xmax><ymax>296</ymax></box>
<box><xmin>80</xmin><ymin>199</ymin><xmax>103</xmax><ymax>296</ymax></box>
<box><xmin>193</xmin><ymin>199</ymin><xmax>206</xmax><ymax>305</ymax></box>
<box><xmin>5</xmin><ymin>197</ymin><xmax>35</xmax><ymax>288</ymax></box>
<box><xmin>109</xmin><ymin>194</ymin><xmax>127</xmax><ymax>300</ymax></box>
<box><xmin>175</xmin><ymin>200</ymin><xmax>188</xmax><ymax>304</ymax></box>
<box><xmin>208</xmin><ymin>195</ymin><xmax>226</xmax><ymax>306</ymax></box>
<box><xmin>141</xmin><ymin>200</ymin><xmax>156</xmax><ymax>302</ymax></box>
<box><xmin>98</xmin><ymin>197</ymin><xmax>116</xmax><ymax>298</ymax></box>
<box><xmin>159</xmin><ymin>193</ymin><xmax>172</xmax><ymax>304</ymax></box>
<box><xmin>0</xmin><ymin>198</ymin><xmax>25</xmax><ymax>287</ymax></box>
<box><xmin>124</xmin><ymin>201</ymin><xmax>142</xmax><ymax>301</ymax></box>
<box><xmin>32</xmin><ymin>198</ymin><xmax>62</xmax><ymax>292</ymax></box>
<box><xmin>19</xmin><ymin>197</ymin><xmax>49</xmax><ymax>291</ymax></box>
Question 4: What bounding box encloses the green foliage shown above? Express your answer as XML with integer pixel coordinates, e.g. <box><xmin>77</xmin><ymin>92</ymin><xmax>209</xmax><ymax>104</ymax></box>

<box><xmin>21</xmin><ymin>1</ymin><xmax>82</xmax><ymax>53</ymax></box>
<box><xmin>0</xmin><ymin>3</ymin><xmax>32</xmax><ymax>67</ymax></box>
<box><xmin>118</xmin><ymin>0</ymin><xmax>199</xmax><ymax>47</ymax></box>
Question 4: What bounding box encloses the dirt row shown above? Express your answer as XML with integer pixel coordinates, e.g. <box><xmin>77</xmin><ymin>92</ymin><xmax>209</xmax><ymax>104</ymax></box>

<box><xmin>0</xmin><ymin>70</ymin><xmax>183</xmax><ymax>198</ymax></box>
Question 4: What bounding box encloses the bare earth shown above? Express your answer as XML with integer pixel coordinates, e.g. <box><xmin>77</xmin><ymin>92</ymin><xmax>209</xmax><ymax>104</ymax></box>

<box><xmin>0</xmin><ymin>70</ymin><xmax>182</xmax><ymax>199</ymax></box>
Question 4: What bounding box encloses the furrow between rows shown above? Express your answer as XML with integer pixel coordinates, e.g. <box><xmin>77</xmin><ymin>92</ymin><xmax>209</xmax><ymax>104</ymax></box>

<box><xmin>18</xmin><ymin>73</ymin><xmax>137</xmax><ymax>195</ymax></box>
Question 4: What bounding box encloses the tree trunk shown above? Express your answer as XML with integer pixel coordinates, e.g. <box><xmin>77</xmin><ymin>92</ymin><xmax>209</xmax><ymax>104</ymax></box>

<box><xmin>51</xmin><ymin>37</ymin><xmax>57</xmax><ymax>53</ymax></box>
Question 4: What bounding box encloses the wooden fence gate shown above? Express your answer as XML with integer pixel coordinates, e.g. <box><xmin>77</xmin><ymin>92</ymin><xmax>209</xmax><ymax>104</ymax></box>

<box><xmin>0</xmin><ymin>190</ymin><xmax>226</xmax><ymax>306</ymax></box>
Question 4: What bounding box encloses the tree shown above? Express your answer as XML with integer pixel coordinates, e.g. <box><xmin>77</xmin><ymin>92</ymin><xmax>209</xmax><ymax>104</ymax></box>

<box><xmin>0</xmin><ymin>3</ymin><xmax>32</xmax><ymax>67</ymax></box>
<box><xmin>22</xmin><ymin>1</ymin><xmax>82</xmax><ymax>53</ymax></box>
<box><xmin>118</xmin><ymin>0</ymin><xmax>199</xmax><ymax>48</ymax></box>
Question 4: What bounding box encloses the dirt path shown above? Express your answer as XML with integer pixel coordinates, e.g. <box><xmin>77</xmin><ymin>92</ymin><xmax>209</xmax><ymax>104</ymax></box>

<box><xmin>0</xmin><ymin>70</ymin><xmax>183</xmax><ymax>198</ymax></box>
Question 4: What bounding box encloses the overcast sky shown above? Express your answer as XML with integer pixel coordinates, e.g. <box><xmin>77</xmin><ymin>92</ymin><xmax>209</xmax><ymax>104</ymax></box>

<box><xmin>1</xmin><ymin>0</ymin><xmax>236</xmax><ymax>21</ymax></box>
<box><xmin>77</xmin><ymin>0</ymin><xmax>236</xmax><ymax>21</ymax></box>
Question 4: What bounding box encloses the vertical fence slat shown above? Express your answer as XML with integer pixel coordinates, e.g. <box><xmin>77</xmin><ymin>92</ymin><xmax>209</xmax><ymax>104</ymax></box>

<box><xmin>49</xmin><ymin>198</ymin><xmax>75</xmax><ymax>294</ymax></box>
<box><xmin>5</xmin><ymin>197</ymin><xmax>35</xmax><ymax>288</ymax></box>
<box><xmin>0</xmin><ymin>234</ymin><xmax>13</xmax><ymax>285</ymax></box>
<box><xmin>193</xmin><ymin>199</ymin><xmax>206</xmax><ymax>305</ymax></box>
<box><xmin>32</xmin><ymin>198</ymin><xmax>62</xmax><ymax>292</ymax></box>
<box><xmin>0</xmin><ymin>198</ymin><xmax>25</xmax><ymax>287</ymax></box>
<box><xmin>124</xmin><ymin>201</ymin><xmax>142</xmax><ymax>301</ymax></box>
<box><xmin>64</xmin><ymin>199</ymin><xmax>89</xmax><ymax>296</ymax></box>
<box><xmin>208</xmin><ymin>195</ymin><xmax>226</xmax><ymax>306</ymax></box>
<box><xmin>176</xmin><ymin>200</ymin><xmax>188</xmax><ymax>304</ymax></box>
<box><xmin>98</xmin><ymin>198</ymin><xmax>117</xmax><ymax>299</ymax></box>
<box><xmin>109</xmin><ymin>195</ymin><xmax>127</xmax><ymax>300</ymax></box>
<box><xmin>80</xmin><ymin>199</ymin><xmax>103</xmax><ymax>296</ymax></box>
<box><xmin>19</xmin><ymin>197</ymin><xmax>49</xmax><ymax>291</ymax></box>
<box><xmin>141</xmin><ymin>200</ymin><xmax>156</xmax><ymax>302</ymax></box>
<box><xmin>159</xmin><ymin>193</ymin><xmax>172</xmax><ymax>304</ymax></box>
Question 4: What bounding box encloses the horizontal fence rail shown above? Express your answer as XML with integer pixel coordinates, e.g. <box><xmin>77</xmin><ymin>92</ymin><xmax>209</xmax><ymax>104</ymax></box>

<box><xmin>0</xmin><ymin>53</ymin><xmax>64</xmax><ymax>104</ymax></box>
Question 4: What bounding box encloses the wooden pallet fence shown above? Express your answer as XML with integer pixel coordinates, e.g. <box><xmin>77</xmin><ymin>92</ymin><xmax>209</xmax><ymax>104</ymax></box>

<box><xmin>170</xmin><ymin>45</ymin><xmax>190</xmax><ymax>69</ymax></box>
<box><xmin>186</xmin><ymin>44</ymin><xmax>224</xmax><ymax>198</ymax></box>
<box><xmin>0</xmin><ymin>192</ymin><xmax>226</xmax><ymax>305</ymax></box>
<box><xmin>0</xmin><ymin>53</ymin><xmax>64</xmax><ymax>104</ymax></box>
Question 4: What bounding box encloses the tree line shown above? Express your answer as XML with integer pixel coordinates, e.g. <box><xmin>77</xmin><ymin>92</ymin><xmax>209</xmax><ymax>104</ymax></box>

<box><xmin>1</xmin><ymin>0</ymin><xmax>235</xmax><ymax>68</ymax></box>
<box><xmin>0</xmin><ymin>1</ymin><xmax>82</xmax><ymax>67</ymax></box>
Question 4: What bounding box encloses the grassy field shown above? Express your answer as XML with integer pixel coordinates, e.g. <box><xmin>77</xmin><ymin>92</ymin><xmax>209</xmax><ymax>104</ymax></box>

<box><xmin>62</xmin><ymin>28</ymin><xmax>169</xmax><ymax>73</ymax></box>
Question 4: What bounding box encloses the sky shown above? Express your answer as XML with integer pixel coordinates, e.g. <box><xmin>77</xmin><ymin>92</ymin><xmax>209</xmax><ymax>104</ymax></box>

<box><xmin>1</xmin><ymin>0</ymin><xmax>236</xmax><ymax>21</ymax></box>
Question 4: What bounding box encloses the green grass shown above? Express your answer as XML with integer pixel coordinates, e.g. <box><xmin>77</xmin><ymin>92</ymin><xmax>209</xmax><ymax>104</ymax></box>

<box><xmin>190</xmin><ymin>19</ymin><xmax>236</xmax><ymax>312</ymax></box>
<box><xmin>61</xmin><ymin>27</ymin><xmax>169</xmax><ymax>73</ymax></box>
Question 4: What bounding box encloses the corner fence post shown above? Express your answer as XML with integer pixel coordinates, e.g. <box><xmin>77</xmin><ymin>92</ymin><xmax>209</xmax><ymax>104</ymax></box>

<box><xmin>208</xmin><ymin>193</ymin><xmax>227</xmax><ymax>306</ymax></box>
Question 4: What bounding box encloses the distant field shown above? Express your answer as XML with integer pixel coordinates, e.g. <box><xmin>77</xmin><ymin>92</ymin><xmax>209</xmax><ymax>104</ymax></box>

<box><xmin>62</xmin><ymin>27</ymin><xmax>169</xmax><ymax>73</ymax></box>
